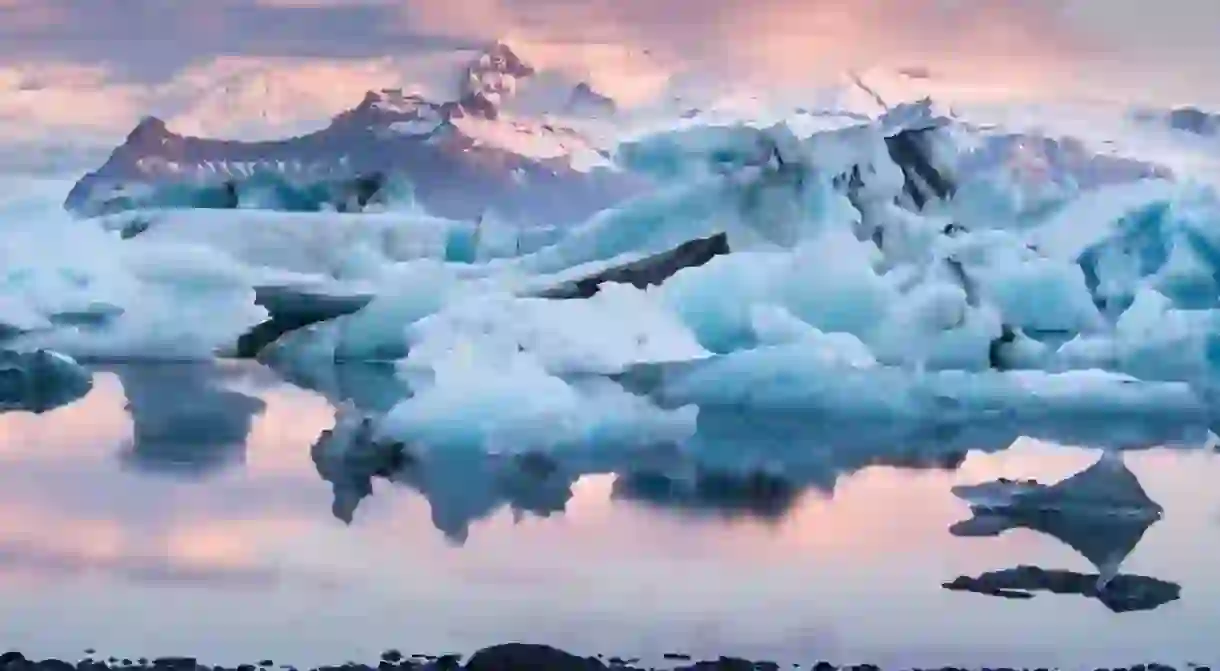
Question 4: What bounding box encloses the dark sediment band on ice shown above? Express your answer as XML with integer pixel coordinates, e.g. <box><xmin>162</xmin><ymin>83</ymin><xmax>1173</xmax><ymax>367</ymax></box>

<box><xmin>233</xmin><ymin>287</ymin><xmax>373</xmax><ymax>359</ymax></box>
<box><xmin>534</xmin><ymin>232</ymin><xmax>730</xmax><ymax>299</ymax></box>
<box><xmin>232</xmin><ymin>233</ymin><xmax>731</xmax><ymax>358</ymax></box>
<box><xmin>2</xmin><ymin>645</ymin><xmax>1210</xmax><ymax>671</ymax></box>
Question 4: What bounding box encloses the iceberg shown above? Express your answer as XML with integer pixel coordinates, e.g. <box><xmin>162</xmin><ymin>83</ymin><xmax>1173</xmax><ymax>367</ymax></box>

<box><xmin>0</xmin><ymin>348</ymin><xmax>92</xmax><ymax>414</ymax></box>
<box><xmin>6</xmin><ymin>80</ymin><xmax>1220</xmax><ymax>446</ymax></box>
<box><xmin>237</xmin><ymin>99</ymin><xmax>1220</xmax><ymax>450</ymax></box>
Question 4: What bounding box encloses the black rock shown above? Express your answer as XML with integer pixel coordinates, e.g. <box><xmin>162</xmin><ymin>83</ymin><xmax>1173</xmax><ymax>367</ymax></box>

<box><xmin>0</xmin><ymin>653</ymin><xmax>24</xmax><ymax>668</ymax></box>
<box><xmin>433</xmin><ymin>655</ymin><xmax>460</xmax><ymax>670</ymax></box>
<box><xmin>154</xmin><ymin>659</ymin><xmax>197</xmax><ymax>671</ymax></box>
<box><xmin>675</xmin><ymin>657</ymin><xmax>755</xmax><ymax>671</ymax></box>
<box><xmin>35</xmin><ymin>660</ymin><xmax>76</xmax><ymax>671</ymax></box>
<box><xmin>380</xmin><ymin>653</ymin><xmax>403</xmax><ymax>664</ymax></box>
<box><xmin>812</xmin><ymin>664</ymin><xmax>837</xmax><ymax>671</ymax></box>
<box><xmin>259</xmin><ymin>662</ymin><xmax>274</xmax><ymax>668</ymax></box>
<box><xmin>464</xmin><ymin>644</ymin><xmax>605</xmax><ymax>671</ymax></box>
<box><xmin>663</xmin><ymin>654</ymin><xmax>693</xmax><ymax>661</ymax></box>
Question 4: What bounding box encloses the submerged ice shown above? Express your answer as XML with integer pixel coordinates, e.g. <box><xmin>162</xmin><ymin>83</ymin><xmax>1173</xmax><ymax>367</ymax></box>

<box><xmin>4</xmin><ymin>96</ymin><xmax>1220</xmax><ymax>453</ymax></box>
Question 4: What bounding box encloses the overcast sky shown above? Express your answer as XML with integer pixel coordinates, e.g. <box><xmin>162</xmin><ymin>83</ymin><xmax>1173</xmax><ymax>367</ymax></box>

<box><xmin>0</xmin><ymin>0</ymin><xmax>1216</xmax><ymax>140</ymax></box>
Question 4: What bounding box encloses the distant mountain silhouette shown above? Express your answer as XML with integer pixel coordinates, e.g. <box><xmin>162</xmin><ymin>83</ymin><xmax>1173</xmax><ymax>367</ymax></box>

<box><xmin>65</xmin><ymin>43</ymin><xmax>642</xmax><ymax>227</ymax></box>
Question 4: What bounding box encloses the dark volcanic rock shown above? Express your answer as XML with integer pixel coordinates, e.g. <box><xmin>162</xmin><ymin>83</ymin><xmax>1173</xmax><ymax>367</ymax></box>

<box><xmin>153</xmin><ymin>658</ymin><xmax>198</xmax><ymax>671</ymax></box>
<box><xmin>536</xmin><ymin>233</ymin><xmax>730</xmax><ymax>299</ymax></box>
<box><xmin>464</xmin><ymin>644</ymin><xmax>605</xmax><ymax>671</ymax></box>
<box><xmin>674</xmin><ymin>657</ymin><xmax>756</xmax><ymax>671</ymax></box>
<box><xmin>0</xmin><ymin>648</ymin><xmax>1202</xmax><ymax>671</ymax></box>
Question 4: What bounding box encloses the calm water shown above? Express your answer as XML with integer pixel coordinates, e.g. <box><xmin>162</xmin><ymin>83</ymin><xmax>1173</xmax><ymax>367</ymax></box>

<box><xmin>0</xmin><ymin>362</ymin><xmax>1218</xmax><ymax>669</ymax></box>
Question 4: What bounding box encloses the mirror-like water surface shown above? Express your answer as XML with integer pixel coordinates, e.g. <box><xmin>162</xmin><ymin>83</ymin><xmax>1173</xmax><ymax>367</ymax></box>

<box><xmin>0</xmin><ymin>363</ymin><xmax>1217</xmax><ymax>669</ymax></box>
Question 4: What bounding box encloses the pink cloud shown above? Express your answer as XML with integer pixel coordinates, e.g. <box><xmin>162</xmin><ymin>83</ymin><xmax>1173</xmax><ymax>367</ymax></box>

<box><xmin>396</xmin><ymin>0</ymin><xmax>1090</xmax><ymax>92</ymax></box>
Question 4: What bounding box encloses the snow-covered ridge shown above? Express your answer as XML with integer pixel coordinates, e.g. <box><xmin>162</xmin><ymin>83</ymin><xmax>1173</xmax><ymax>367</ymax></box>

<box><xmin>62</xmin><ymin>43</ymin><xmax>639</xmax><ymax>227</ymax></box>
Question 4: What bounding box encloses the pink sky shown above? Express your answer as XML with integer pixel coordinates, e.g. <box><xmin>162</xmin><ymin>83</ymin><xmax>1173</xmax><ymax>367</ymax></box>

<box><xmin>0</xmin><ymin>0</ymin><xmax>1217</xmax><ymax>143</ymax></box>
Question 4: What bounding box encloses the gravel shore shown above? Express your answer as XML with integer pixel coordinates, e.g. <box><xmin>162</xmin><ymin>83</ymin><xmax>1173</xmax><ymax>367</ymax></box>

<box><xmin>0</xmin><ymin>645</ymin><xmax>1212</xmax><ymax>671</ymax></box>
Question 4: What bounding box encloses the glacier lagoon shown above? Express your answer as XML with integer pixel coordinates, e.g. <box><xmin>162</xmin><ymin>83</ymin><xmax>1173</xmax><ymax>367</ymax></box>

<box><xmin>0</xmin><ymin>361</ymin><xmax>1216</xmax><ymax>670</ymax></box>
<box><xmin>5</xmin><ymin>68</ymin><xmax>1220</xmax><ymax>668</ymax></box>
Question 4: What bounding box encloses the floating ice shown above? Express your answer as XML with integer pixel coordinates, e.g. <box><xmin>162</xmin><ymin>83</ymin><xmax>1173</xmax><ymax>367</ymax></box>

<box><xmin>0</xmin><ymin>348</ymin><xmax>92</xmax><ymax>413</ymax></box>
<box><xmin>378</xmin><ymin>346</ymin><xmax>698</xmax><ymax>452</ymax></box>
<box><xmin>6</xmin><ymin>93</ymin><xmax>1220</xmax><ymax>443</ymax></box>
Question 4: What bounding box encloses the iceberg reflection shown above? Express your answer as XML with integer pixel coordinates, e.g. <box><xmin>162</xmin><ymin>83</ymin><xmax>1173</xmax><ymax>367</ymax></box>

<box><xmin>304</xmin><ymin>365</ymin><xmax>1210</xmax><ymax>544</ymax></box>
<box><xmin>945</xmin><ymin>452</ymin><xmax>1180</xmax><ymax>612</ymax></box>
<box><xmin>105</xmin><ymin>362</ymin><xmax>267</xmax><ymax>477</ymax></box>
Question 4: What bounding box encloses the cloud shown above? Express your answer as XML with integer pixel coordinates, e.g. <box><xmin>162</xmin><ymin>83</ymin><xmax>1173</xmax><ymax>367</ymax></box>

<box><xmin>0</xmin><ymin>0</ymin><xmax>474</xmax><ymax>81</ymax></box>
<box><xmin>396</xmin><ymin>0</ymin><xmax>1088</xmax><ymax>90</ymax></box>
<box><xmin>0</xmin><ymin>0</ymin><xmax>1217</xmax><ymax>143</ymax></box>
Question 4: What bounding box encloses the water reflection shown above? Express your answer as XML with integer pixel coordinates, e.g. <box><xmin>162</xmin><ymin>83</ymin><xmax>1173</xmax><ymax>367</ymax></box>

<box><xmin>103</xmin><ymin>362</ymin><xmax>268</xmax><ymax>477</ymax></box>
<box><xmin>2</xmin><ymin>361</ymin><xmax>1220</xmax><ymax>667</ymax></box>
<box><xmin>947</xmin><ymin>507</ymin><xmax>1180</xmax><ymax>611</ymax></box>
<box><xmin>944</xmin><ymin>453</ymin><xmax>1181</xmax><ymax>612</ymax></box>
<box><xmin>267</xmin><ymin>357</ymin><xmax>409</xmax><ymax>415</ymax></box>
<box><xmin>307</xmin><ymin>370</ymin><xmax>1211</xmax><ymax>544</ymax></box>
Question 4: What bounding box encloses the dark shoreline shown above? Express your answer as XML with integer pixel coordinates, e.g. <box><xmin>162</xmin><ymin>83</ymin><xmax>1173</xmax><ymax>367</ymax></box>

<box><xmin>0</xmin><ymin>645</ymin><xmax>1211</xmax><ymax>671</ymax></box>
